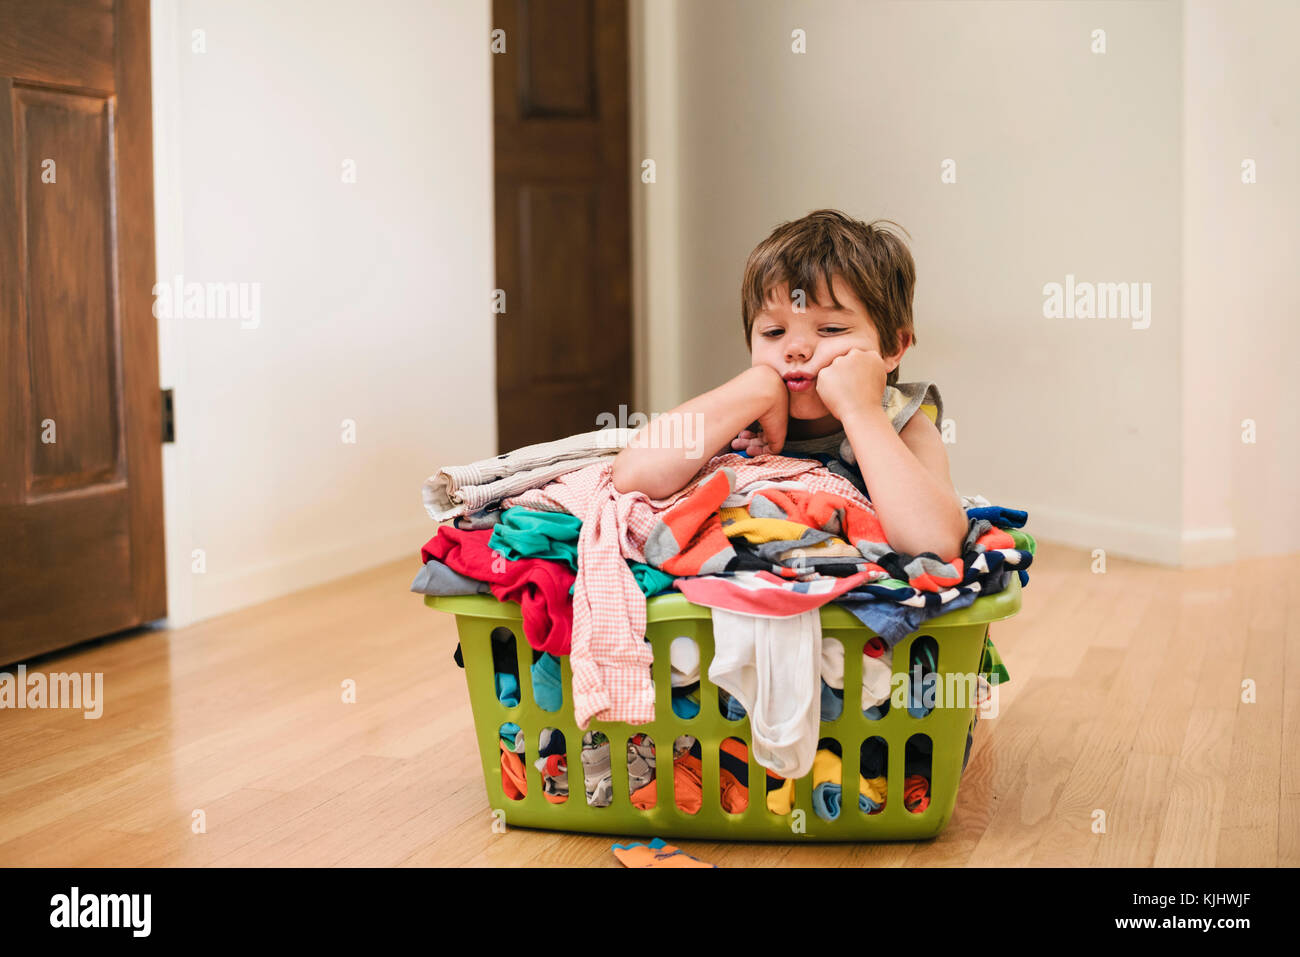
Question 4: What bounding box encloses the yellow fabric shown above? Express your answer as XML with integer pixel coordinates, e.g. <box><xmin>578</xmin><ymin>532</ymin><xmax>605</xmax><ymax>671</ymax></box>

<box><xmin>812</xmin><ymin>749</ymin><xmax>841</xmax><ymax>787</ymax></box>
<box><xmin>862</xmin><ymin>776</ymin><xmax>887</xmax><ymax>805</ymax></box>
<box><xmin>766</xmin><ymin>777</ymin><xmax>796</xmax><ymax>814</ymax></box>
<box><xmin>919</xmin><ymin>402</ymin><xmax>938</xmax><ymax>424</ymax></box>
<box><xmin>719</xmin><ymin>515</ymin><xmax>814</xmax><ymax>545</ymax></box>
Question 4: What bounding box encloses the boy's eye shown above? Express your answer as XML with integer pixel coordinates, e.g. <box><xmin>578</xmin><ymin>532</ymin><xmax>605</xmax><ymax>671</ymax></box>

<box><xmin>821</xmin><ymin>327</ymin><xmax>847</xmax><ymax>334</ymax></box>
<box><xmin>761</xmin><ymin>329</ymin><xmax>783</xmax><ymax>338</ymax></box>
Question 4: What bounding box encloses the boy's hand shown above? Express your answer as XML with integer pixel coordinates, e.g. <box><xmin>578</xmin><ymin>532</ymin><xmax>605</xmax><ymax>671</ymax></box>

<box><xmin>814</xmin><ymin>348</ymin><xmax>888</xmax><ymax>422</ymax></box>
<box><xmin>730</xmin><ymin>426</ymin><xmax>775</xmax><ymax>456</ymax></box>
<box><xmin>729</xmin><ymin>366</ymin><xmax>788</xmax><ymax>456</ymax></box>
<box><xmin>612</xmin><ymin>364</ymin><xmax>789</xmax><ymax>499</ymax></box>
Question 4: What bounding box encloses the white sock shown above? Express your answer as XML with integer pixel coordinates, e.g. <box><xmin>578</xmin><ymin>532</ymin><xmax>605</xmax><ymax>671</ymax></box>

<box><xmin>707</xmin><ymin>610</ymin><xmax>756</xmax><ymax>714</ymax></box>
<box><xmin>820</xmin><ymin>637</ymin><xmax>845</xmax><ymax>690</ymax></box>
<box><xmin>670</xmin><ymin>636</ymin><xmax>701</xmax><ymax>687</ymax></box>
<box><xmin>708</xmin><ymin>607</ymin><xmax>821</xmax><ymax>779</ymax></box>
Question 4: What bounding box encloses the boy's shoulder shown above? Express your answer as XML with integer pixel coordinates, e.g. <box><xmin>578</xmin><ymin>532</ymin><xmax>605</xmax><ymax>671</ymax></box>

<box><xmin>886</xmin><ymin>380</ymin><xmax>944</xmax><ymax>433</ymax></box>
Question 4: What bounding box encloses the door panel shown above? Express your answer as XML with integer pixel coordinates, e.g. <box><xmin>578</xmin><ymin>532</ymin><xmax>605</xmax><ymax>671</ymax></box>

<box><xmin>0</xmin><ymin>0</ymin><xmax>116</xmax><ymax>92</ymax></box>
<box><xmin>17</xmin><ymin>87</ymin><xmax>124</xmax><ymax>493</ymax></box>
<box><xmin>0</xmin><ymin>0</ymin><xmax>165</xmax><ymax>664</ymax></box>
<box><xmin>520</xmin><ymin>184</ymin><xmax>600</xmax><ymax>381</ymax></box>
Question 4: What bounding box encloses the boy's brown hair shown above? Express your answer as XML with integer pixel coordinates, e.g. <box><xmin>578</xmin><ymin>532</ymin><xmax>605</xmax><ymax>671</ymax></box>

<box><xmin>741</xmin><ymin>209</ymin><xmax>916</xmax><ymax>386</ymax></box>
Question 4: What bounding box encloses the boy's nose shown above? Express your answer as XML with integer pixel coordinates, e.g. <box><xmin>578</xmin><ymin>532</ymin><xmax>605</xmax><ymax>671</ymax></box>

<box><xmin>785</xmin><ymin>340</ymin><xmax>811</xmax><ymax>362</ymax></box>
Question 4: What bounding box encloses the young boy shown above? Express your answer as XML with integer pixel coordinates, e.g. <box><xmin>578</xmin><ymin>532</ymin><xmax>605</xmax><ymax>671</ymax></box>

<box><xmin>612</xmin><ymin>209</ymin><xmax>968</xmax><ymax>561</ymax></box>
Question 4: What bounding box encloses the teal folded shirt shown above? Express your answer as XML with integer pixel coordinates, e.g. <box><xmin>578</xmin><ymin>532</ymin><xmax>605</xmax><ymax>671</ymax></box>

<box><xmin>490</xmin><ymin>508</ymin><xmax>582</xmax><ymax>566</ymax></box>
<box><xmin>490</xmin><ymin>507</ymin><xmax>675</xmax><ymax>598</ymax></box>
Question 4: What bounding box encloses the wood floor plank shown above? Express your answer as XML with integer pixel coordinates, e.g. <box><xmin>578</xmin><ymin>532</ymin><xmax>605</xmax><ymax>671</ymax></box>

<box><xmin>1095</xmin><ymin>752</ymin><xmax>1176</xmax><ymax>867</ymax></box>
<box><xmin>1152</xmin><ymin>708</ymin><xmax>1235</xmax><ymax>867</ymax></box>
<box><xmin>1216</xmin><ymin>559</ymin><xmax>1285</xmax><ymax>865</ymax></box>
<box><xmin>1030</xmin><ymin>566</ymin><xmax>1211</xmax><ymax>866</ymax></box>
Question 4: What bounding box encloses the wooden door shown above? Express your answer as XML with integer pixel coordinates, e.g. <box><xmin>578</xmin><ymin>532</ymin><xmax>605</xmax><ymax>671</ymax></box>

<box><xmin>493</xmin><ymin>0</ymin><xmax>633</xmax><ymax>452</ymax></box>
<box><xmin>0</xmin><ymin>0</ymin><xmax>165</xmax><ymax>664</ymax></box>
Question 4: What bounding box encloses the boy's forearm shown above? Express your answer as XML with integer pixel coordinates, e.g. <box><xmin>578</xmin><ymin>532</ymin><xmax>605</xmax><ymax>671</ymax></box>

<box><xmin>840</xmin><ymin>406</ymin><xmax>967</xmax><ymax>561</ymax></box>
<box><xmin>612</xmin><ymin>367</ymin><xmax>780</xmax><ymax>499</ymax></box>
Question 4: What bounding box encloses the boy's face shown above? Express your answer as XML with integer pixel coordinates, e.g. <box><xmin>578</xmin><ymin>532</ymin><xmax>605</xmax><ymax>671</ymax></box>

<box><xmin>749</xmin><ymin>274</ymin><xmax>907</xmax><ymax>422</ymax></box>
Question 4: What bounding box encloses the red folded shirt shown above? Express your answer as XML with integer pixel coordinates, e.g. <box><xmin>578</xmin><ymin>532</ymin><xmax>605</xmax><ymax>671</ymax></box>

<box><xmin>423</xmin><ymin>527</ymin><xmax>575</xmax><ymax>655</ymax></box>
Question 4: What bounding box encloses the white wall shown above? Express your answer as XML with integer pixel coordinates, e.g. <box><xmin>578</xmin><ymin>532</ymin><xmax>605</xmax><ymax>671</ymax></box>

<box><xmin>152</xmin><ymin>0</ymin><xmax>495</xmax><ymax>625</ymax></box>
<box><xmin>633</xmin><ymin>0</ymin><xmax>1298</xmax><ymax>565</ymax></box>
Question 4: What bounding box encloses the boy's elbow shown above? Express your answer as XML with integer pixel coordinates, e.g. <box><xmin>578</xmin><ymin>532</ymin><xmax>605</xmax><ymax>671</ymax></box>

<box><xmin>610</xmin><ymin>453</ymin><xmax>639</xmax><ymax>495</ymax></box>
<box><xmin>611</xmin><ymin>452</ymin><xmax>660</xmax><ymax>498</ymax></box>
<box><xmin>900</xmin><ymin>512</ymin><xmax>967</xmax><ymax>563</ymax></box>
<box><xmin>612</xmin><ymin>453</ymin><xmax>684</xmax><ymax>500</ymax></box>
<box><xmin>938</xmin><ymin>510</ymin><xmax>969</xmax><ymax>563</ymax></box>
<box><xmin>913</xmin><ymin>537</ymin><xmax>964</xmax><ymax>565</ymax></box>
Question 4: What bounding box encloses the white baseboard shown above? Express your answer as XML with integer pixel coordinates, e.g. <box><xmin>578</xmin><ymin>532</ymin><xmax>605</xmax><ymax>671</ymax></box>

<box><xmin>165</xmin><ymin>520</ymin><xmax>431</xmax><ymax>628</ymax></box>
<box><xmin>1020</xmin><ymin>502</ymin><xmax>1236</xmax><ymax>568</ymax></box>
<box><xmin>1178</xmin><ymin>525</ymin><xmax>1238</xmax><ymax>567</ymax></box>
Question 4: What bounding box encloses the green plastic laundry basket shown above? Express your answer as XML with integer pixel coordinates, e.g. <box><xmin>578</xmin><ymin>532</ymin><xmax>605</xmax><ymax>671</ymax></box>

<box><xmin>427</xmin><ymin>576</ymin><xmax>1021</xmax><ymax>842</ymax></box>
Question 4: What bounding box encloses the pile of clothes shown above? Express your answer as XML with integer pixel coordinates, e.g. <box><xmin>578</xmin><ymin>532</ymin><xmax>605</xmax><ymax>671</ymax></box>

<box><xmin>416</xmin><ymin>418</ymin><xmax>1032</xmax><ymax>814</ymax></box>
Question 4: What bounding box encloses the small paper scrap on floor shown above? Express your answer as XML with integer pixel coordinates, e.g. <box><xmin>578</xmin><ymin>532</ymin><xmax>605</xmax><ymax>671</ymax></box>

<box><xmin>610</xmin><ymin>838</ymin><xmax>715</xmax><ymax>868</ymax></box>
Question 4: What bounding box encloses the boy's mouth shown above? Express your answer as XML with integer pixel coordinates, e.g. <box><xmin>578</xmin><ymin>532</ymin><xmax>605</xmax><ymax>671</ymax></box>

<box><xmin>783</xmin><ymin>372</ymin><xmax>815</xmax><ymax>393</ymax></box>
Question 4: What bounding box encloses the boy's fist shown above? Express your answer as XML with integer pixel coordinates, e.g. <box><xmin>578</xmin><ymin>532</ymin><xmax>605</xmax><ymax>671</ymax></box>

<box><xmin>814</xmin><ymin>348</ymin><xmax>888</xmax><ymax>421</ymax></box>
<box><xmin>729</xmin><ymin>365</ymin><xmax>788</xmax><ymax>456</ymax></box>
<box><xmin>730</xmin><ymin>426</ymin><xmax>775</xmax><ymax>456</ymax></box>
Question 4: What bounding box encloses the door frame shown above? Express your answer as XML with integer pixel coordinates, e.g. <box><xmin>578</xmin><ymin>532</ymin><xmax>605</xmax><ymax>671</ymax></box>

<box><xmin>147</xmin><ymin>0</ymin><xmax>195</xmax><ymax>628</ymax></box>
<box><xmin>627</xmin><ymin>0</ymin><xmax>682</xmax><ymax>417</ymax></box>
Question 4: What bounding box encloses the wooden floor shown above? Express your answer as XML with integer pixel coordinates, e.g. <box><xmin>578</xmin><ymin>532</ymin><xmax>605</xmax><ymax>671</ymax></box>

<box><xmin>1</xmin><ymin>543</ymin><xmax>1295</xmax><ymax>867</ymax></box>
